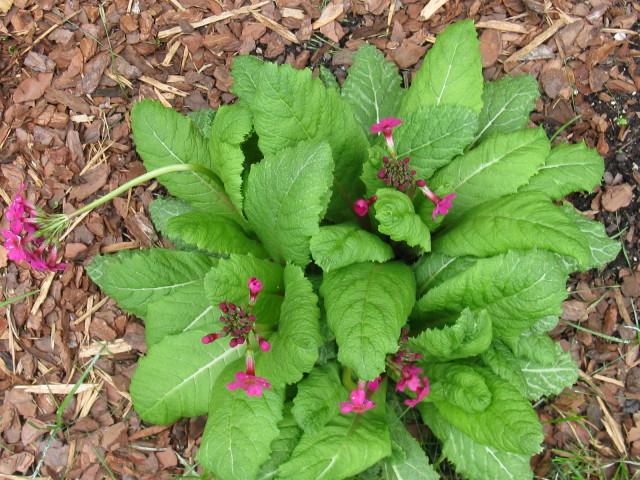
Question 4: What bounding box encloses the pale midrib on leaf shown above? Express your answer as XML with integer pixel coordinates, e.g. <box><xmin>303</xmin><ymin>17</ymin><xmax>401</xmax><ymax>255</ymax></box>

<box><xmin>143</xmin><ymin>118</ymin><xmax>235</xmax><ymax>211</ymax></box>
<box><xmin>182</xmin><ymin>305</ymin><xmax>215</xmax><ymax>332</ymax></box>
<box><xmin>266</xmin><ymin>75</ymin><xmax>313</xmax><ymax>140</ymax></box>
<box><xmin>144</xmin><ymin>346</ymin><xmax>240</xmax><ymax>414</ymax></box>
<box><xmin>433</xmin><ymin>41</ymin><xmax>461</xmax><ymax>106</ymax></box>
<box><xmin>110</xmin><ymin>277</ymin><xmax>201</xmax><ymax>293</ymax></box>
<box><xmin>475</xmin><ymin>90</ymin><xmax>533</xmax><ymax>141</ymax></box>
<box><xmin>486</xmin><ymin>447</ymin><xmax>516</xmax><ymax>479</ymax></box>
<box><xmin>452</xmin><ymin>141</ymin><xmax>536</xmax><ymax>191</ymax></box>
<box><xmin>398</xmin><ymin>121</ymin><xmax>473</xmax><ymax>158</ymax></box>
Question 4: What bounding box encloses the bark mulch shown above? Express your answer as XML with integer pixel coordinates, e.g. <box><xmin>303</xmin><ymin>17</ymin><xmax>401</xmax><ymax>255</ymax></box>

<box><xmin>0</xmin><ymin>0</ymin><xmax>639</xmax><ymax>478</ymax></box>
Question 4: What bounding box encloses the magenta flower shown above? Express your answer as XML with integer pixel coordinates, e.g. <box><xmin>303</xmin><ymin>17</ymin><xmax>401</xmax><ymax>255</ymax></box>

<box><xmin>367</xmin><ymin>376</ymin><xmax>382</xmax><ymax>392</ymax></box>
<box><xmin>370</xmin><ymin>118</ymin><xmax>403</xmax><ymax>150</ymax></box>
<box><xmin>338</xmin><ymin>382</ymin><xmax>376</xmax><ymax>414</ymax></box>
<box><xmin>404</xmin><ymin>377</ymin><xmax>430</xmax><ymax>407</ymax></box>
<box><xmin>257</xmin><ymin>336</ymin><xmax>271</xmax><ymax>352</ymax></box>
<box><xmin>227</xmin><ymin>371</ymin><xmax>271</xmax><ymax>397</ymax></box>
<box><xmin>396</xmin><ymin>364</ymin><xmax>424</xmax><ymax>393</ymax></box>
<box><xmin>353</xmin><ymin>195</ymin><xmax>378</xmax><ymax>217</ymax></box>
<box><xmin>248</xmin><ymin>277</ymin><xmax>262</xmax><ymax>303</ymax></box>
<box><xmin>2</xmin><ymin>184</ymin><xmax>67</xmax><ymax>272</ymax></box>
<box><xmin>417</xmin><ymin>181</ymin><xmax>456</xmax><ymax>220</ymax></box>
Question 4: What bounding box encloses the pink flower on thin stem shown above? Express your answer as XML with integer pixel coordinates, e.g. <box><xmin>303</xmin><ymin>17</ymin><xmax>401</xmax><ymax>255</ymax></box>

<box><xmin>353</xmin><ymin>195</ymin><xmax>378</xmax><ymax>217</ymax></box>
<box><xmin>227</xmin><ymin>353</ymin><xmax>271</xmax><ymax>397</ymax></box>
<box><xmin>370</xmin><ymin>117</ymin><xmax>403</xmax><ymax>150</ymax></box>
<box><xmin>248</xmin><ymin>277</ymin><xmax>262</xmax><ymax>304</ymax></box>
<box><xmin>416</xmin><ymin>180</ymin><xmax>455</xmax><ymax>221</ymax></box>
<box><xmin>367</xmin><ymin>376</ymin><xmax>382</xmax><ymax>392</ymax></box>
<box><xmin>396</xmin><ymin>364</ymin><xmax>424</xmax><ymax>393</ymax></box>
<box><xmin>338</xmin><ymin>381</ymin><xmax>376</xmax><ymax>414</ymax></box>
<box><xmin>404</xmin><ymin>377</ymin><xmax>430</xmax><ymax>407</ymax></box>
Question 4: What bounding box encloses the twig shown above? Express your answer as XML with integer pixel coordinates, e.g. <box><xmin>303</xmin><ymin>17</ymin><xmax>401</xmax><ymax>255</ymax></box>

<box><xmin>420</xmin><ymin>0</ymin><xmax>451</xmax><ymax>21</ymax></box>
<box><xmin>505</xmin><ymin>17</ymin><xmax>574</xmax><ymax>63</ymax></box>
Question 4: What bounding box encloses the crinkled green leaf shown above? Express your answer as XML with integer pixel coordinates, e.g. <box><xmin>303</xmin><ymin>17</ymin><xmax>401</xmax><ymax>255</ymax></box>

<box><xmin>401</xmin><ymin>20</ymin><xmax>483</xmax><ymax>116</ymax></box>
<box><xmin>413</xmin><ymin>253</ymin><xmax>479</xmax><ymax>299</ymax></box>
<box><xmin>424</xmin><ymin>363</ymin><xmax>492</xmax><ymax>413</ymax></box>
<box><xmin>129</xmin><ymin>328</ymin><xmax>244</xmax><ymax>425</ymax></box>
<box><xmin>209</xmin><ymin>104</ymin><xmax>253</xmax><ymax>213</ymax></box>
<box><xmin>560</xmin><ymin>204</ymin><xmax>620</xmax><ymax>269</ymax></box>
<box><xmin>321</xmin><ymin>262</ymin><xmax>416</xmax><ymax>380</ymax></box>
<box><xmin>517</xmin><ymin>342</ymin><xmax>578</xmax><ymax>401</ymax></box>
<box><xmin>149</xmin><ymin>197</ymin><xmax>196</xmax><ymax>250</ymax></box>
<box><xmin>257</xmin><ymin>404</ymin><xmax>302</xmax><ymax>480</ymax></box>
<box><xmin>341</xmin><ymin>44</ymin><xmax>405</xmax><ymax>135</ymax></box>
<box><xmin>230</xmin><ymin>55</ymin><xmax>264</xmax><ymax>104</ymax></box>
<box><xmin>395</xmin><ymin>106</ymin><xmax>478</xmax><ymax>180</ymax></box>
<box><xmin>374</xmin><ymin>188</ymin><xmax>431</xmax><ymax>251</ymax></box>
<box><xmin>430</xmin><ymin>127</ymin><xmax>550</xmax><ymax>222</ymax></box>
<box><xmin>86</xmin><ymin>249</ymin><xmax>218</xmax><ymax>318</ymax></box>
<box><xmin>167</xmin><ymin>212</ymin><xmax>267</xmax><ymax>257</ymax></box>
<box><xmin>408</xmin><ymin>309</ymin><xmax>492</xmax><ymax>361</ymax></box>
<box><xmin>432</xmin><ymin>192</ymin><xmax>592</xmax><ymax>268</ymax></box>
<box><xmin>278</xmin><ymin>388</ymin><xmax>391</xmax><ymax>480</ymax></box>
<box><xmin>131</xmin><ymin>99</ymin><xmax>241</xmax><ymax>220</ymax></box>
<box><xmin>431</xmin><ymin>366</ymin><xmax>543</xmax><ymax>455</ymax></box>
<box><xmin>415</xmin><ymin>250</ymin><xmax>569</xmax><ymax>340</ymax></box>
<box><xmin>475</xmin><ymin>75</ymin><xmax>539</xmax><ymax>143</ymax></box>
<box><xmin>234</xmin><ymin>59</ymin><xmax>368</xmax><ymax>221</ymax></box>
<box><xmin>204</xmin><ymin>254</ymin><xmax>284</xmax><ymax>327</ymax></box>
<box><xmin>291</xmin><ymin>363</ymin><xmax>347</xmax><ymax>434</ymax></box>
<box><xmin>481</xmin><ymin>341</ymin><xmax>528</xmax><ymax>393</ymax></box>
<box><xmin>198</xmin><ymin>361</ymin><xmax>284</xmax><ymax>480</ymax></box>
<box><xmin>145</xmin><ymin>282</ymin><xmax>217</xmax><ymax>346</ymax></box>
<box><xmin>188</xmin><ymin>108</ymin><xmax>216</xmax><ymax>138</ymax></box>
<box><xmin>421</xmin><ymin>403</ymin><xmax>534</xmax><ymax>480</ymax></box>
<box><xmin>256</xmin><ymin>265</ymin><xmax>322</xmax><ymax>386</ymax></box>
<box><xmin>311</xmin><ymin>222</ymin><xmax>394</xmax><ymax>272</ymax></box>
<box><xmin>245</xmin><ymin>141</ymin><xmax>334</xmax><ymax>267</ymax></box>
<box><xmin>519</xmin><ymin>142</ymin><xmax>605</xmax><ymax>200</ymax></box>
<box><xmin>382</xmin><ymin>407</ymin><xmax>439</xmax><ymax>480</ymax></box>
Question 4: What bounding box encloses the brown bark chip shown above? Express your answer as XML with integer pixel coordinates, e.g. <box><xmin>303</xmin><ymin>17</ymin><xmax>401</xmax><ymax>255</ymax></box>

<box><xmin>13</xmin><ymin>72</ymin><xmax>53</xmax><ymax>103</ymax></box>
<box><xmin>601</xmin><ymin>184</ymin><xmax>635</xmax><ymax>212</ymax></box>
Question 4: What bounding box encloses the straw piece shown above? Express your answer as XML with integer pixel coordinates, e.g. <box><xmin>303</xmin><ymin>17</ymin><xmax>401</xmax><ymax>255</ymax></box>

<box><xmin>505</xmin><ymin>18</ymin><xmax>572</xmax><ymax>63</ymax></box>
<box><xmin>420</xmin><ymin>0</ymin><xmax>451</xmax><ymax>21</ymax></box>
<box><xmin>476</xmin><ymin>20</ymin><xmax>533</xmax><ymax>34</ymax></box>
<box><xmin>252</xmin><ymin>11</ymin><xmax>299</xmax><ymax>44</ymax></box>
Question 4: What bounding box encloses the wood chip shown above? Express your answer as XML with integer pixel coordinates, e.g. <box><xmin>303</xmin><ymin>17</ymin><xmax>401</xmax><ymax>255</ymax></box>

<box><xmin>139</xmin><ymin>75</ymin><xmax>188</xmax><ymax>97</ymax></box>
<box><xmin>596</xmin><ymin>396</ymin><xmax>628</xmax><ymax>455</ymax></box>
<box><xmin>13</xmin><ymin>384</ymin><xmax>99</xmax><ymax>395</ymax></box>
<box><xmin>78</xmin><ymin>339</ymin><xmax>133</xmax><ymax>358</ymax></box>
<box><xmin>161</xmin><ymin>39</ymin><xmax>183</xmax><ymax>67</ymax></box>
<box><xmin>505</xmin><ymin>17</ymin><xmax>573</xmax><ymax>63</ymax></box>
<box><xmin>476</xmin><ymin>20</ymin><xmax>533</xmax><ymax>34</ymax></box>
<box><xmin>0</xmin><ymin>0</ymin><xmax>13</xmax><ymax>14</ymax></box>
<box><xmin>312</xmin><ymin>1</ymin><xmax>344</xmax><ymax>29</ymax></box>
<box><xmin>251</xmin><ymin>11</ymin><xmax>299</xmax><ymax>44</ymax></box>
<box><xmin>420</xmin><ymin>0</ymin><xmax>451</xmax><ymax>21</ymax></box>
<box><xmin>158</xmin><ymin>1</ymin><xmax>270</xmax><ymax>39</ymax></box>
<box><xmin>30</xmin><ymin>272</ymin><xmax>55</xmax><ymax>316</ymax></box>
<box><xmin>282</xmin><ymin>8</ymin><xmax>305</xmax><ymax>20</ymax></box>
<box><xmin>71</xmin><ymin>296</ymin><xmax>109</xmax><ymax>326</ymax></box>
<box><xmin>592</xmin><ymin>374</ymin><xmax>625</xmax><ymax>388</ymax></box>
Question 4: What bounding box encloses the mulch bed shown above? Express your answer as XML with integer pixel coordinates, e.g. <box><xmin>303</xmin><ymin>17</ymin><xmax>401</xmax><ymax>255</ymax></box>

<box><xmin>0</xmin><ymin>0</ymin><xmax>639</xmax><ymax>478</ymax></box>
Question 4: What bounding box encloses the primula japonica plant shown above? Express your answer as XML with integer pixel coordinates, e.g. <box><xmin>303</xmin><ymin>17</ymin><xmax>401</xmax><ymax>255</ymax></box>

<box><xmin>4</xmin><ymin>20</ymin><xmax>621</xmax><ymax>480</ymax></box>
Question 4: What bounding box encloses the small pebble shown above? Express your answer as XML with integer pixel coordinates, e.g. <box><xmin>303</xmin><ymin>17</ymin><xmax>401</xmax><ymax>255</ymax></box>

<box><xmin>616</xmin><ymin>152</ymin><xmax>627</xmax><ymax>162</ymax></box>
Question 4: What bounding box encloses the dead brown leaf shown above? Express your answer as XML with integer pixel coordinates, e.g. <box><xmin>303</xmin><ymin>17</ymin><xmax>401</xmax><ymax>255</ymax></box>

<box><xmin>601</xmin><ymin>184</ymin><xmax>635</xmax><ymax>212</ymax></box>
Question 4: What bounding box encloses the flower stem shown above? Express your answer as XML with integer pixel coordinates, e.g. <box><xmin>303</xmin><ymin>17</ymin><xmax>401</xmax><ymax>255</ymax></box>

<box><xmin>69</xmin><ymin>163</ymin><xmax>221</xmax><ymax>219</ymax></box>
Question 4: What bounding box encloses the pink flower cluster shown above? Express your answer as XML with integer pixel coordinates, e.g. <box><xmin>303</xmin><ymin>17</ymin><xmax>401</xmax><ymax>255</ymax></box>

<box><xmin>338</xmin><ymin>378</ymin><xmax>380</xmax><ymax>414</ymax></box>
<box><xmin>353</xmin><ymin>118</ymin><xmax>456</xmax><ymax>221</ymax></box>
<box><xmin>392</xmin><ymin>329</ymin><xmax>430</xmax><ymax>408</ymax></box>
<box><xmin>1</xmin><ymin>184</ymin><xmax>67</xmax><ymax>272</ymax></box>
<box><xmin>202</xmin><ymin>277</ymin><xmax>271</xmax><ymax>397</ymax></box>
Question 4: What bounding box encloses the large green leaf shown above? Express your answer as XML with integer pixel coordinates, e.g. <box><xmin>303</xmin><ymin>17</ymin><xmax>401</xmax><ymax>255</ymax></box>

<box><xmin>321</xmin><ymin>262</ymin><xmax>416</xmax><ymax>380</ymax></box>
<box><xmin>560</xmin><ymin>204</ymin><xmax>620</xmax><ymax>269</ymax></box>
<box><xmin>256</xmin><ymin>265</ymin><xmax>322</xmax><ymax>386</ymax></box>
<box><xmin>415</xmin><ymin>250</ymin><xmax>569</xmax><ymax>340</ymax></box>
<box><xmin>429</xmin><ymin>127</ymin><xmax>550</xmax><ymax>222</ymax></box>
<box><xmin>431</xmin><ymin>367</ymin><xmax>543</xmax><ymax>455</ymax></box>
<box><xmin>421</xmin><ymin>404</ymin><xmax>534</xmax><ymax>480</ymax></box>
<box><xmin>374</xmin><ymin>188</ymin><xmax>431</xmax><ymax>251</ymax></box>
<box><xmin>198</xmin><ymin>362</ymin><xmax>284</xmax><ymax>480</ymax></box>
<box><xmin>394</xmin><ymin>106</ymin><xmax>478</xmax><ymax>180</ymax></box>
<box><xmin>475</xmin><ymin>74</ymin><xmax>539</xmax><ymax>143</ymax></box>
<box><xmin>424</xmin><ymin>363</ymin><xmax>492</xmax><ymax>413</ymax></box>
<box><xmin>432</xmin><ymin>192</ymin><xmax>592</xmax><ymax>268</ymax></box>
<box><xmin>145</xmin><ymin>282</ymin><xmax>217</xmax><ymax>346</ymax></box>
<box><xmin>86</xmin><ymin>249</ymin><xmax>218</xmax><ymax>318</ymax></box>
<box><xmin>310</xmin><ymin>222</ymin><xmax>394</xmax><ymax>272</ymax></box>
<box><xmin>519</xmin><ymin>142</ymin><xmax>604</xmax><ymax>200</ymax></box>
<box><xmin>278</xmin><ymin>388</ymin><xmax>391</xmax><ymax>480</ymax></box>
<box><xmin>400</xmin><ymin>20</ymin><xmax>483</xmax><ymax>116</ymax></box>
<box><xmin>129</xmin><ymin>328</ymin><xmax>244</xmax><ymax>425</ymax></box>
<box><xmin>148</xmin><ymin>197</ymin><xmax>195</xmax><ymax>250</ymax></box>
<box><xmin>131</xmin><ymin>99</ymin><xmax>241</xmax><ymax>219</ymax></box>
<box><xmin>233</xmin><ymin>59</ymin><xmax>368</xmax><ymax>221</ymax></box>
<box><xmin>245</xmin><ymin>141</ymin><xmax>334</xmax><ymax>267</ymax></box>
<box><xmin>382</xmin><ymin>407</ymin><xmax>439</xmax><ymax>480</ymax></box>
<box><xmin>291</xmin><ymin>363</ymin><xmax>347</xmax><ymax>434</ymax></box>
<box><xmin>341</xmin><ymin>44</ymin><xmax>405</xmax><ymax>135</ymax></box>
<box><xmin>257</xmin><ymin>405</ymin><xmax>302</xmax><ymax>480</ymax></box>
<box><xmin>208</xmin><ymin>104</ymin><xmax>253</xmax><ymax>213</ymax></box>
<box><xmin>167</xmin><ymin>211</ymin><xmax>267</xmax><ymax>257</ymax></box>
<box><xmin>204</xmin><ymin>254</ymin><xmax>284</xmax><ymax>327</ymax></box>
<box><xmin>408</xmin><ymin>309</ymin><xmax>492</xmax><ymax>361</ymax></box>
